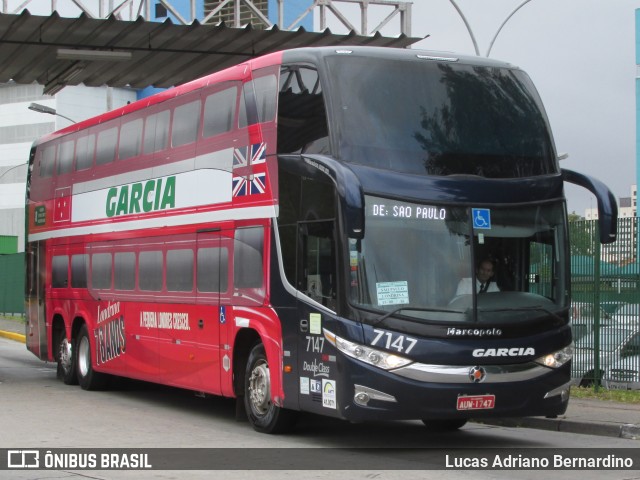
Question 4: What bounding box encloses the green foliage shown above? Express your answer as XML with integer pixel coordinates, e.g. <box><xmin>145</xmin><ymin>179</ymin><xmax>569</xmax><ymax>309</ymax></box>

<box><xmin>571</xmin><ymin>386</ymin><xmax>640</xmax><ymax>404</ymax></box>
<box><xmin>568</xmin><ymin>219</ymin><xmax>597</xmax><ymax>256</ymax></box>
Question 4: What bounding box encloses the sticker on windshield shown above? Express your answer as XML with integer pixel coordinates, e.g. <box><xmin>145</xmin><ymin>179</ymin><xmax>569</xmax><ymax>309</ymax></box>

<box><xmin>376</xmin><ymin>281</ymin><xmax>409</xmax><ymax>306</ymax></box>
<box><xmin>472</xmin><ymin>208</ymin><xmax>491</xmax><ymax>229</ymax></box>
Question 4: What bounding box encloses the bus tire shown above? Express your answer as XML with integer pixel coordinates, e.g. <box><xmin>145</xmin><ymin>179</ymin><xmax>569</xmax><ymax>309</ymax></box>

<box><xmin>421</xmin><ymin>419</ymin><xmax>468</xmax><ymax>431</ymax></box>
<box><xmin>244</xmin><ymin>343</ymin><xmax>297</xmax><ymax>434</ymax></box>
<box><xmin>76</xmin><ymin>324</ymin><xmax>108</xmax><ymax>391</ymax></box>
<box><xmin>55</xmin><ymin>331</ymin><xmax>77</xmax><ymax>385</ymax></box>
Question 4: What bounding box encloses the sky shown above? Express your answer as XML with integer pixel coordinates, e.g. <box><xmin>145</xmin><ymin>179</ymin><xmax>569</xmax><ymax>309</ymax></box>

<box><xmin>407</xmin><ymin>0</ymin><xmax>640</xmax><ymax>216</ymax></box>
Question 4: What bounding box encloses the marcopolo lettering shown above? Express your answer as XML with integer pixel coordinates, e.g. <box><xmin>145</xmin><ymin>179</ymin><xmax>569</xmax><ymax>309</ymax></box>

<box><xmin>447</xmin><ymin>327</ymin><xmax>502</xmax><ymax>337</ymax></box>
<box><xmin>106</xmin><ymin>176</ymin><xmax>176</xmax><ymax>218</ymax></box>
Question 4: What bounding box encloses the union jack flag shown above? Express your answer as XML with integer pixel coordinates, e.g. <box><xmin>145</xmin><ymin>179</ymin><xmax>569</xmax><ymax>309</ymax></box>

<box><xmin>233</xmin><ymin>142</ymin><xmax>266</xmax><ymax>168</ymax></box>
<box><xmin>232</xmin><ymin>172</ymin><xmax>266</xmax><ymax>197</ymax></box>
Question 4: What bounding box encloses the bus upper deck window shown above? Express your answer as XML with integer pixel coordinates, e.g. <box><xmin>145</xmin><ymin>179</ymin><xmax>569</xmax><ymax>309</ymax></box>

<box><xmin>39</xmin><ymin>145</ymin><xmax>56</xmax><ymax>178</ymax></box>
<box><xmin>239</xmin><ymin>74</ymin><xmax>277</xmax><ymax>128</ymax></box>
<box><xmin>96</xmin><ymin>127</ymin><xmax>118</xmax><ymax>166</ymax></box>
<box><xmin>172</xmin><ymin>100</ymin><xmax>201</xmax><ymax>147</ymax></box>
<box><xmin>143</xmin><ymin>110</ymin><xmax>170</xmax><ymax>154</ymax></box>
<box><xmin>57</xmin><ymin>140</ymin><xmax>74</xmax><ymax>175</ymax></box>
<box><xmin>118</xmin><ymin>118</ymin><xmax>143</xmax><ymax>160</ymax></box>
<box><xmin>75</xmin><ymin>134</ymin><xmax>95</xmax><ymax>171</ymax></box>
<box><xmin>203</xmin><ymin>86</ymin><xmax>237</xmax><ymax>138</ymax></box>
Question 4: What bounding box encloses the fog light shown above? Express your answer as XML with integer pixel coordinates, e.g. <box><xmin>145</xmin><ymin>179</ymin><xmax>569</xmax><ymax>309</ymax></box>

<box><xmin>354</xmin><ymin>391</ymin><xmax>370</xmax><ymax>406</ymax></box>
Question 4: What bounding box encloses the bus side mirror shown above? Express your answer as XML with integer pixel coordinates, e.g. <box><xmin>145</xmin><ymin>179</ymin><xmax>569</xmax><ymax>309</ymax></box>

<box><xmin>561</xmin><ymin>169</ymin><xmax>618</xmax><ymax>244</ymax></box>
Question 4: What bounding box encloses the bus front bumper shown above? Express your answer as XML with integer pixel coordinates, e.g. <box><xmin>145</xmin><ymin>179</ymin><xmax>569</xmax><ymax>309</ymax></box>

<box><xmin>335</xmin><ymin>356</ymin><xmax>571</xmax><ymax>422</ymax></box>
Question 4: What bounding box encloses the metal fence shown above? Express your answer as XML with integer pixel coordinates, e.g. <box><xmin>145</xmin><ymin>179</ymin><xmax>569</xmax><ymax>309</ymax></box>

<box><xmin>570</xmin><ymin>218</ymin><xmax>640</xmax><ymax>390</ymax></box>
<box><xmin>0</xmin><ymin>253</ymin><xmax>24</xmax><ymax>316</ymax></box>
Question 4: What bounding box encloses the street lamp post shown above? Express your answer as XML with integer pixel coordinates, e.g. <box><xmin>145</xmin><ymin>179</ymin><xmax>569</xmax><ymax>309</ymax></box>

<box><xmin>28</xmin><ymin>102</ymin><xmax>76</xmax><ymax>124</ymax></box>
<box><xmin>447</xmin><ymin>0</ymin><xmax>534</xmax><ymax>57</ymax></box>
<box><xmin>485</xmin><ymin>0</ymin><xmax>533</xmax><ymax>57</ymax></box>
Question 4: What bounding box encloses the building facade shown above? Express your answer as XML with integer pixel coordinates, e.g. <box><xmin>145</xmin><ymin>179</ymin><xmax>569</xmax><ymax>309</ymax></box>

<box><xmin>0</xmin><ymin>83</ymin><xmax>137</xmax><ymax>251</ymax></box>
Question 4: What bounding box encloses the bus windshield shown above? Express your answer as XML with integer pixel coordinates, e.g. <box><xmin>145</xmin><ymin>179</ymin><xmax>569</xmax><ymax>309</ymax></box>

<box><xmin>349</xmin><ymin>197</ymin><xmax>568</xmax><ymax>324</ymax></box>
<box><xmin>326</xmin><ymin>55</ymin><xmax>557</xmax><ymax>177</ymax></box>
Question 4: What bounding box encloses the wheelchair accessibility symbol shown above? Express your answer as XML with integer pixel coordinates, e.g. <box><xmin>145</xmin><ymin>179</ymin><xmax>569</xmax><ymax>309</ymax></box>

<box><xmin>472</xmin><ymin>208</ymin><xmax>491</xmax><ymax>229</ymax></box>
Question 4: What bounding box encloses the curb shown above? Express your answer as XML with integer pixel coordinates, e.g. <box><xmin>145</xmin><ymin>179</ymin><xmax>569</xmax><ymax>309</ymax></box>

<box><xmin>0</xmin><ymin>329</ymin><xmax>26</xmax><ymax>343</ymax></box>
<box><xmin>475</xmin><ymin>418</ymin><xmax>640</xmax><ymax>440</ymax></box>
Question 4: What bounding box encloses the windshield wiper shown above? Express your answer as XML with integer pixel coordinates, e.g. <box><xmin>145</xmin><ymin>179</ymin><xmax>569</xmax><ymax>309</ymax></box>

<box><xmin>373</xmin><ymin>306</ymin><xmax>455</xmax><ymax>326</ymax></box>
<box><xmin>477</xmin><ymin>306</ymin><xmax>564</xmax><ymax>323</ymax></box>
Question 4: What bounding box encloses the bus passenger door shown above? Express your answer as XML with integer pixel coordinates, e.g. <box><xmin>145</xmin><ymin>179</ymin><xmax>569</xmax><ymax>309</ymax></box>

<box><xmin>296</xmin><ymin>220</ymin><xmax>339</xmax><ymax>413</ymax></box>
<box><xmin>25</xmin><ymin>241</ymin><xmax>47</xmax><ymax>360</ymax></box>
<box><xmin>194</xmin><ymin>231</ymin><xmax>227</xmax><ymax>394</ymax></box>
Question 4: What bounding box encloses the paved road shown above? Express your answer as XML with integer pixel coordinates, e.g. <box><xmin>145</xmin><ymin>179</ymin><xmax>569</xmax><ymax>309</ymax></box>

<box><xmin>0</xmin><ymin>337</ymin><xmax>638</xmax><ymax>480</ymax></box>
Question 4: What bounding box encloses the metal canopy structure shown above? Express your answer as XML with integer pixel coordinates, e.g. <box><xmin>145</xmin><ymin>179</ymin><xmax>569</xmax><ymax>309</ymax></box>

<box><xmin>0</xmin><ymin>10</ymin><xmax>422</xmax><ymax>95</ymax></box>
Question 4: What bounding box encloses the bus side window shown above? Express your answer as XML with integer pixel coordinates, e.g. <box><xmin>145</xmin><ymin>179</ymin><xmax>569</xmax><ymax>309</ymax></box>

<box><xmin>197</xmin><ymin>247</ymin><xmax>229</xmax><ymax>293</ymax></box>
<box><xmin>300</xmin><ymin>221</ymin><xmax>336</xmax><ymax>309</ymax></box>
<box><xmin>118</xmin><ymin>118</ymin><xmax>143</xmax><ymax>160</ymax></box>
<box><xmin>234</xmin><ymin>227</ymin><xmax>264</xmax><ymax>290</ymax></box>
<box><xmin>203</xmin><ymin>85</ymin><xmax>237</xmax><ymax>138</ymax></box>
<box><xmin>96</xmin><ymin>127</ymin><xmax>118</xmax><ymax>166</ymax></box>
<box><xmin>71</xmin><ymin>254</ymin><xmax>88</xmax><ymax>288</ymax></box>
<box><xmin>143</xmin><ymin>110</ymin><xmax>170</xmax><ymax>154</ymax></box>
<box><xmin>529</xmin><ymin>240</ymin><xmax>554</xmax><ymax>297</ymax></box>
<box><xmin>172</xmin><ymin>100</ymin><xmax>201</xmax><ymax>147</ymax></box>
<box><xmin>167</xmin><ymin>249</ymin><xmax>194</xmax><ymax>292</ymax></box>
<box><xmin>253</xmin><ymin>74</ymin><xmax>277</xmax><ymax>123</ymax></box>
<box><xmin>239</xmin><ymin>71</ymin><xmax>277</xmax><ymax>128</ymax></box>
<box><xmin>57</xmin><ymin>140</ymin><xmax>74</xmax><ymax>175</ymax></box>
<box><xmin>91</xmin><ymin>253</ymin><xmax>112</xmax><ymax>290</ymax></box>
<box><xmin>75</xmin><ymin>134</ymin><xmax>95</xmax><ymax>171</ymax></box>
<box><xmin>277</xmin><ymin>65</ymin><xmax>329</xmax><ymax>154</ymax></box>
<box><xmin>51</xmin><ymin>255</ymin><xmax>68</xmax><ymax>288</ymax></box>
<box><xmin>139</xmin><ymin>250</ymin><xmax>163</xmax><ymax>292</ymax></box>
<box><xmin>114</xmin><ymin>252</ymin><xmax>136</xmax><ymax>290</ymax></box>
<box><xmin>39</xmin><ymin>144</ymin><xmax>56</xmax><ymax>178</ymax></box>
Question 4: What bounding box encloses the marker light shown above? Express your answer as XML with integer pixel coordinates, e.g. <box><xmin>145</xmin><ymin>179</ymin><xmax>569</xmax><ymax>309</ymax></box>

<box><xmin>535</xmin><ymin>345</ymin><xmax>573</xmax><ymax>369</ymax></box>
<box><xmin>324</xmin><ymin>329</ymin><xmax>413</xmax><ymax>370</ymax></box>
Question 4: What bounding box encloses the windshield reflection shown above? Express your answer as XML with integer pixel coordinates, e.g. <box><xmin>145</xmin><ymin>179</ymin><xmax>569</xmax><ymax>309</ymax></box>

<box><xmin>349</xmin><ymin>197</ymin><xmax>567</xmax><ymax>325</ymax></box>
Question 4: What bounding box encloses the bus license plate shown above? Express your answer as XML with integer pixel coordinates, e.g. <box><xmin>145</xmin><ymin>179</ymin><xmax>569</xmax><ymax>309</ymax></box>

<box><xmin>457</xmin><ymin>395</ymin><xmax>495</xmax><ymax>410</ymax></box>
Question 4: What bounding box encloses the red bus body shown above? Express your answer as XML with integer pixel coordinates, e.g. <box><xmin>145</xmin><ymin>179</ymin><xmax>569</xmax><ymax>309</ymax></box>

<box><xmin>26</xmin><ymin>51</ymin><xmax>287</xmax><ymax>404</ymax></box>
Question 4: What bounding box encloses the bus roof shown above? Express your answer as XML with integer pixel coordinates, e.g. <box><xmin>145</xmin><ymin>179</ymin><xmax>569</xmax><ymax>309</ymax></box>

<box><xmin>34</xmin><ymin>46</ymin><xmax>518</xmax><ymax>147</ymax></box>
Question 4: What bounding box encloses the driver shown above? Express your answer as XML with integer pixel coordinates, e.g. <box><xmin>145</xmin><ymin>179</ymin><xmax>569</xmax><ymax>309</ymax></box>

<box><xmin>455</xmin><ymin>258</ymin><xmax>500</xmax><ymax>296</ymax></box>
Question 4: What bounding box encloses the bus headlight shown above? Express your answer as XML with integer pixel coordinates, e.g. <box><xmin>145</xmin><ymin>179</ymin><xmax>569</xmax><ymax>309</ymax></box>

<box><xmin>535</xmin><ymin>345</ymin><xmax>573</xmax><ymax>368</ymax></box>
<box><xmin>324</xmin><ymin>329</ymin><xmax>413</xmax><ymax>370</ymax></box>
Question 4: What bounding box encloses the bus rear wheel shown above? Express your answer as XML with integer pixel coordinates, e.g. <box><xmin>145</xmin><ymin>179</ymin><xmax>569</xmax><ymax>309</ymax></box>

<box><xmin>76</xmin><ymin>324</ymin><xmax>108</xmax><ymax>391</ymax></box>
<box><xmin>244</xmin><ymin>343</ymin><xmax>297</xmax><ymax>434</ymax></box>
<box><xmin>421</xmin><ymin>419</ymin><xmax>468</xmax><ymax>431</ymax></box>
<box><xmin>56</xmin><ymin>333</ymin><xmax>77</xmax><ymax>385</ymax></box>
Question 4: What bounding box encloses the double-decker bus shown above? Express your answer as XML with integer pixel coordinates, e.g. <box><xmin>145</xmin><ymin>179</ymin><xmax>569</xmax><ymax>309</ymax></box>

<box><xmin>25</xmin><ymin>46</ymin><xmax>617</xmax><ymax>433</ymax></box>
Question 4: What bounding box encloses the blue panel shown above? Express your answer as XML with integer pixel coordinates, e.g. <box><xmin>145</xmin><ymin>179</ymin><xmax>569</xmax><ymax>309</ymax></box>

<box><xmin>137</xmin><ymin>86</ymin><xmax>167</xmax><ymax>100</ymax></box>
<box><xmin>151</xmin><ymin>0</ymin><xmax>204</xmax><ymax>22</ymax></box>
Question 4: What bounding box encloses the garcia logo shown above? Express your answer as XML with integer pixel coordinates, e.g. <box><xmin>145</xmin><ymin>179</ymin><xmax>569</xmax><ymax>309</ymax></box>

<box><xmin>472</xmin><ymin>347</ymin><xmax>535</xmax><ymax>357</ymax></box>
<box><xmin>106</xmin><ymin>176</ymin><xmax>175</xmax><ymax>218</ymax></box>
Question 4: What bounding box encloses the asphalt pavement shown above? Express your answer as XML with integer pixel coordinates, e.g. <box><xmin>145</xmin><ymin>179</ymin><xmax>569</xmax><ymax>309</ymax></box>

<box><xmin>1</xmin><ymin>315</ymin><xmax>638</xmax><ymax>440</ymax></box>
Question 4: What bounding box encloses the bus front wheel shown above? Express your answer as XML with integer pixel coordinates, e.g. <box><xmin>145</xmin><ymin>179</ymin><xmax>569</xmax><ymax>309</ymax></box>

<box><xmin>244</xmin><ymin>343</ymin><xmax>297</xmax><ymax>434</ymax></box>
<box><xmin>76</xmin><ymin>324</ymin><xmax>108</xmax><ymax>391</ymax></box>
